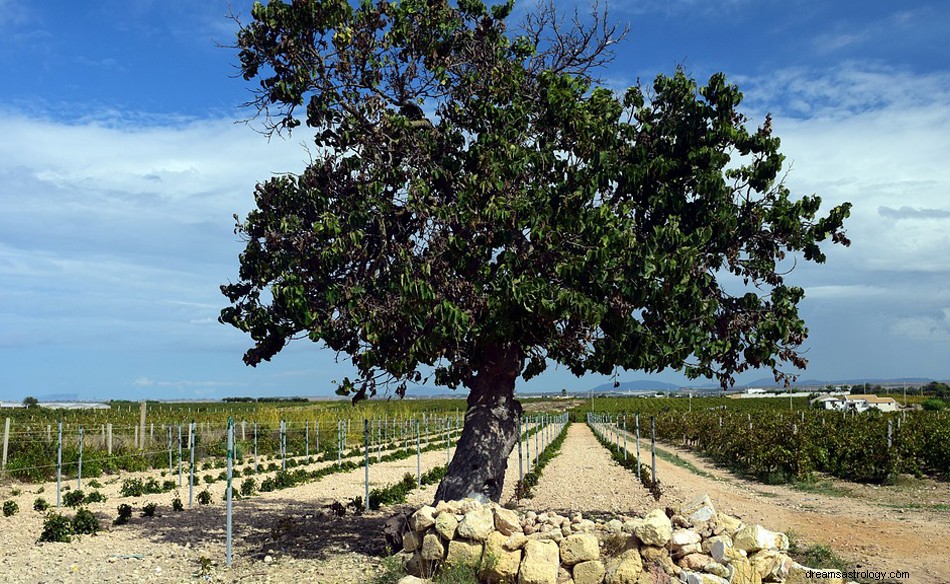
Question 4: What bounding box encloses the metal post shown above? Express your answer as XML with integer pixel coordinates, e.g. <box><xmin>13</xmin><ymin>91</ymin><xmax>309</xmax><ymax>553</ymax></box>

<box><xmin>226</xmin><ymin>418</ymin><xmax>233</xmax><ymax>568</ymax></box>
<box><xmin>1</xmin><ymin>418</ymin><xmax>9</xmax><ymax>471</ymax></box>
<box><xmin>416</xmin><ymin>419</ymin><xmax>421</xmax><ymax>486</ymax></box>
<box><xmin>315</xmin><ymin>421</ymin><xmax>319</xmax><ymax>454</ymax></box>
<box><xmin>305</xmin><ymin>420</ymin><xmax>310</xmax><ymax>459</ymax></box>
<box><xmin>77</xmin><ymin>426</ymin><xmax>83</xmax><ymax>490</ymax></box>
<box><xmin>635</xmin><ymin>413</ymin><xmax>641</xmax><ymax>476</ymax></box>
<box><xmin>189</xmin><ymin>421</ymin><xmax>195</xmax><ymax>509</ymax></box>
<box><xmin>650</xmin><ymin>416</ymin><xmax>657</xmax><ymax>486</ymax></box>
<box><xmin>525</xmin><ymin>418</ymin><xmax>531</xmax><ymax>473</ymax></box>
<box><xmin>253</xmin><ymin>422</ymin><xmax>258</xmax><ymax>472</ymax></box>
<box><xmin>178</xmin><ymin>425</ymin><xmax>183</xmax><ymax>487</ymax></box>
<box><xmin>622</xmin><ymin>414</ymin><xmax>627</xmax><ymax>460</ymax></box>
<box><xmin>534</xmin><ymin>417</ymin><xmax>542</xmax><ymax>464</ymax></box>
<box><xmin>168</xmin><ymin>425</ymin><xmax>173</xmax><ymax>473</ymax></box>
<box><xmin>56</xmin><ymin>421</ymin><xmax>62</xmax><ymax>508</ymax></box>
<box><xmin>363</xmin><ymin>419</ymin><xmax>370</xmax><ymax>512</ymax></box>
<box><xmin>281</xmin><ymin>420</ymin><xmax>287</xmax><ymax>472</ymax></box>
<box><xmin>446</xmin><ymin>418</ymin><xmax>451</xmax><ymax>465</ymax></box>
<box><xmin>517</xmin><ymin>415</ymin><xmax>524</xmax><ymax>484</ymax></box>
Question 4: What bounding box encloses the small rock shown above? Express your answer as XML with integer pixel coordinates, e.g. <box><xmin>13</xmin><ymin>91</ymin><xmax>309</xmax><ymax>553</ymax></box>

<box><xmin>633</xmin><ymin>509</ymin><xmax>672</xmax><ymax>547</ymax></box>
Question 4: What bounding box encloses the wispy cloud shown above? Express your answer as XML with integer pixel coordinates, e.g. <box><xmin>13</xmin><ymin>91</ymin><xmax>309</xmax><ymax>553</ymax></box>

<box><xmin>878</xmin><ymin>206</ymin><xmax>950</xmax><ymax>220</ymax></box>
<box><xmin>134</xmin><ymin>376</ymin><xmax>239</xmax><ymax>388</ymax></box>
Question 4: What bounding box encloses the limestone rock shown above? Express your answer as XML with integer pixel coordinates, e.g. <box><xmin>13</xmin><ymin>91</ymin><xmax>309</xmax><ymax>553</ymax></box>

<box><xmin>481</xmin><ymin>531</ymin><xmax>523</xmax><ymax>583</ymax></box>
<box><xmin>446</xmin><ymin>539</ymin><xmax>484</xmax><ymax>568</ymax></box>
<box><xmin>560</xmin><ymin>534</ymin><xmax>600</xmax><ymax>566</ymax></box>
<box><xmin>606</xmin><ymin>519</ymin><xmax>624</xmax><ymax>534</ymax></box>
<box><xmin>709</xmin><ymin>537</ymin><xmax>738</xmax><ymax>564</ymax></box>
<box><xmin>715</xmin><ymin>513</ymin><xmax>744</xmax><ymax>536</ymax></box>
<box><xmin>704</xmin><ymin>562</ymin><xmax>730</xmax><ymax>579</ymax></box>
<box><xmin>678</xmin><ymin>553</ymin><xmax>714</xmax><ymax>571</ymax></box>
<box><xmin>632</xmin><ymin>509</ymin><xmax>672</xmax><ymax>547</ymax></box>
<box><xmin>519</xmin><ymin>540</ymin><xmax>560</xmax><ymax>584</ymax></box>
<box><xmin>421</xmin><ymin>532</ymin><xmax>445</xmax><ymax>561</ymax></box>
<box><xmin>494</xmin><ymin>506</ymin><xmax>523</xmax><ymax>536</ymax></box>
<box><xmin>435</xmin><ymin>512</ymin><xmax>459</xmax><ymax>540</ymax></box>
<box><xmin>785</xmin><ymin>563</ymin><xmax>844</xmax><ymax>584</ymax></box>
<box><xmin>573</xmin><ymin>560</ymin><xmax>607</xmax><ymax>584</ymax></box>
<box><xmin>605</xmin><ymin>549</ymin><xmax>643</xmax><ymax>584</ymax></box>
<box><xmin>702</xmin><ymin>534</ymin><xmax>732</xmax><ymax>556</ymax></box>
<box><xmin>558</xmin><ymin>566</ymin><xmax>573</xmax><ymax>584</ymax></box>
<box><xmin>396</xmin><ymin>576</ymin><xmax>427</xmax><ymax>584</ymax></box>
<box><xmin>458</xmin><ymin>505</ymin><xmax>496</xmax><ymax>542</ymax></box>
<box><xmin>750</xmin><ymin>550</ymin><xmax>793</xmax><ymax>581</ymax></box>
<box><xmin>402</xmin><ymin>530</ymin><xmax>420</xmax><ymax>553</ymax></box>
<box><xmin>683</xmin><ymin>572</ymin><xmax>729</xmax><ymax>584</ymax></box>
<box><xmin>410</xmin><ymin>506</ymin><xmax>437</xmax><ymax>532</ymax></box>
<box><xmin>670</xmin><ymin>528</ymin><xmax>702</xmax><ymax>548</ymax></box>
<box><xmin>575</xmin><ymin>519</ymin><xmax>596</xmax><ymax>533</ymax></box>
<box><xmin>734</xmin><ymin>525</ymin><xmax>788</xmax><ymax>553</ymax></box>
<box><xmin>506</xmin><ymin>532</ymin><xmax>529</xmax><ymax>551</ymax></box>
<box><xmin>727</xmin><ymin>557</ymin><xmax>761</xmax><ymax>584</ymax></box>
<box><xmin>681</xmin><ymin>494</ymin><xmax>718</xmax><ymax>524</ymax></box>
<box><xmin>673</xmin><ymin>543</ymin><xmax>702</xmax><ymax>559</ymax></box>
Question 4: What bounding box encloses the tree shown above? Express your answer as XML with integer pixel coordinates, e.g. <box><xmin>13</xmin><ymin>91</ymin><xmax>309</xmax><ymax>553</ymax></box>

<box><xmin>220</xmin><ymin>0</ymin><xmax>850</xmax><ymax>503</ymax></box>
<box><xmin>22</xmin><ymin>396</ymin><xmax>38</xmax><ymax>408</ymax></box>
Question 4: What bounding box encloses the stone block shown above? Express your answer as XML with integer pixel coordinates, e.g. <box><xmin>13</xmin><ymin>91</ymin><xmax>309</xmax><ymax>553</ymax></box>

<box><xmin>519</xmin><ymin>539</ymin><xmax>560</xmax><ymax>584</ymax></box>
<box><xmin>573</xmin><ymin>560</ymin><xmax>606</xmax><ymax>584</ymax></box>
<box><xmin>560</xmin><ymin>533</ymin><xmax>600</xmax><ymax>566</ymax></box>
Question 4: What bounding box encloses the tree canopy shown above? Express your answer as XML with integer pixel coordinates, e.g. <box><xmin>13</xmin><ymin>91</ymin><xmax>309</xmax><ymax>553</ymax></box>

<box><xmin>220</xmin><ymin>0</ymin><xmax>850</xmax><ymax>401</ymax></box>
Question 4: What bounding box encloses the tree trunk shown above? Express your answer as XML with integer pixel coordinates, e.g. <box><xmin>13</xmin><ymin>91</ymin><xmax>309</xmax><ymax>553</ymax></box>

<box><xmin>433</xmin><ymin>345</ymin><xmax>523</xmax><ymax>503</ymax></box>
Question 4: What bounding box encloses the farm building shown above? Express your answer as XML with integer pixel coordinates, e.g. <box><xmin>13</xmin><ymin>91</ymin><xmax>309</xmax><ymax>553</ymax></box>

<box><xmin>811</xmin><ymin>395</ymin><xmax>900</xmax><ymax>412</ymax></box>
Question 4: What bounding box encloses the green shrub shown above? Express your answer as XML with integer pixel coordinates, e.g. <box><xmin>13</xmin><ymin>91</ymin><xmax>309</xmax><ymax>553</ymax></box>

<box><xmin>142</xmin><ymin>502</ymin><xmax>157</xmax><ymax>517</ymax></box>
<box><xmin>85</xmin><ymin>491</ymin><xmax>107</xmax><ymax>504</ymax></box>
<box><xmin>87</xmin><ymin>479</ymin><xmax>102</xmax><ymax>489</ymax></box>
<box><xmin>203</xmin><ymin>474</ymin><xmax>215</xmax><ymax>485</ymax></box>
<box><xmin>162</xmin><ymin>480</ymin><xmax>177</xmax><ymax>492</ymax></box>
<box><xmin>34</xmin><ymin>497</ymin><xmax>50</xmax><ymax>512</ymax></box>
<box><xmin>922</xmin><ymin>399</ymin><xmax>946</xmax><ymax>411</ymax></box>
<box><xmin>114</xmin><ymin>503</ymin><xmax>133</xmax><ymax>525</ymax></box>
<box><xmin>143</xmin><ymin>478</ymin><xmax>162</xmax><ymax>494</ymax></box>
<box><xmin>39</xmin><ymin>512</ymin><xmax>73</xmax><ymax>542</ymax></box>
<box><xmin>3</xmin><ymin>500</ymin><xmax>18</xmax><ymax>517</ymax></box>
<box><xmin>240</xmin><ymin>478</ymin><xmax>257</xmax><ymax>497</ymax></box>
<box><xmin>120</xmin><ymin>478</ymin><xmax>144</xmax><ymax>497</ymax></box>
<box><xmin>172</xmin><ymin>497</ymin><xmax>184</xmax><ymax>512</ymax></box>
<box><xmin>63</xmin><ymin>490</ymin><xmax>86</xmax><ymax>508</ymax></box>
<box><xmin>72</xmin><ymin>508</ymin><xmax>100</xmax><ymax>535</ymax></box>
<box><xmin>197</xmin><ymin>490</ymin><xmax>213</xmax><ymax>505</ymax></box>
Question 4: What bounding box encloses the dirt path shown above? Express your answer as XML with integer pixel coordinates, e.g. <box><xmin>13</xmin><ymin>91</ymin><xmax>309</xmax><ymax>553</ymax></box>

<box><xmin>618</xmin><ymin>429</ymin><xmax>950</xmax><ymax>584</ymax></box>
<box><xmin>507</xmin><ymin>423</ymin><xmax>682</xmax><ymax>516</ymax></box>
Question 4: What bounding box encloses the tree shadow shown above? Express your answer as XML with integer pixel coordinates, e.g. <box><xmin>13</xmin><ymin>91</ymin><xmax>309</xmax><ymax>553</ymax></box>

<box><xmin>109</xmin><ymin>496</ymin><xmax>405</xmax><ymax>562</ymax></box>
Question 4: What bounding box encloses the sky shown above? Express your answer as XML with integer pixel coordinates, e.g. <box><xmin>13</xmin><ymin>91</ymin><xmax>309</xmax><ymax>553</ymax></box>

<box><xmin>1</xmin><ymin>0</ymin><xmax>948</xmax><ymax>402</ymax></box>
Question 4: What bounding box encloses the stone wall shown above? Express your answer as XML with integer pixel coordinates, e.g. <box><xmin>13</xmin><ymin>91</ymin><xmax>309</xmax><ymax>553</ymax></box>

<box><xmin>392</xmin><ymin>494</ymin><xmax>850</xmax><ymax>584</ymax></box>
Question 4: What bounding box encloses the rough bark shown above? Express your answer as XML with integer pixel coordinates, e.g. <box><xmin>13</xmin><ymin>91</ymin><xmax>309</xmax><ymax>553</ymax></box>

<box><xmin>433</xmin><ymin>345</ymin><xmax>523</xmax><ymax>503</ymax></box>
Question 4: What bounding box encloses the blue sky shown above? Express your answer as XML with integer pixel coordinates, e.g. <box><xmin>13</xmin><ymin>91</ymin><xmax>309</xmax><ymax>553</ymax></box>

<box><xmin>1</xmin><ymin>1</ymin><xmax>949</xmax><ymax>401</ymax></box>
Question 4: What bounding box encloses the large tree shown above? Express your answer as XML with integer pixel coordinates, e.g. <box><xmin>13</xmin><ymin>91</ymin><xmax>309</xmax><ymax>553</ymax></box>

<box><xmin>220</xmin><ymin>0</ymin><xmax>850</xmax><ymax>502</ymax></box>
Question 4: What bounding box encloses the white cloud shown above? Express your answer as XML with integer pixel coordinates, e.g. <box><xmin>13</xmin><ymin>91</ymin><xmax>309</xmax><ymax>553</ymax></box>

<box><xmin>0</xmin><ymin>109</ymin><xmax>310</xmax><ymax>355</ymax></box>
<box><xmin>134</xmin><ymin>376</ymin><xmax>239</xmax><ymax>388</ymax></box>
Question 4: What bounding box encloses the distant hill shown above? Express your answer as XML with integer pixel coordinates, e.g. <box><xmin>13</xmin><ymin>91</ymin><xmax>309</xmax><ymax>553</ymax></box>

<box><xmin>589</xmin><ymin>380</ymin><xmax>682</xmax><ymax>393</ymax></box>
<box><xmin>742</xmin><ymin>376</ymin><xmax>935</xmax><ymax>388</ymax></box>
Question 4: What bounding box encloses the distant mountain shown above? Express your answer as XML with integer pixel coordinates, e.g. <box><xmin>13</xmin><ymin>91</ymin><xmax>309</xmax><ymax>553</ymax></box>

<box><xmin>742</xmin><ymin>376</ymin><xmax>936</xmax><ymax>388</ymax></box>
<box><xmin>589</xmin><ymin>380</ymin><xmax>682</xmax><ymax>393</ymax></box>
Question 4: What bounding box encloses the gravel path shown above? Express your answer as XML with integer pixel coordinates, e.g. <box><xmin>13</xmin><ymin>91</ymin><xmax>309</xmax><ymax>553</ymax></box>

<box><xmin>515</xmin><ymin>422</ymin><xmax>685</xmax><ymax>516</ymax></box>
